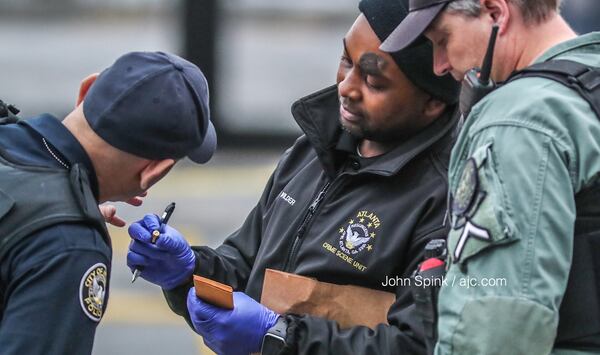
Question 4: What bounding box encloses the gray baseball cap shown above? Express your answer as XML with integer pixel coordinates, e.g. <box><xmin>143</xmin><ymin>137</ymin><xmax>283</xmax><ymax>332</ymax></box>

<box><xmin>380</xmin><ymin>0</ymin><xmax>452</xmax><ymax>52</ymax></box>
<box><xmin>83</xmin><ymin>51</ymin><xmax>217</xmax><ymax>164</ymax></box>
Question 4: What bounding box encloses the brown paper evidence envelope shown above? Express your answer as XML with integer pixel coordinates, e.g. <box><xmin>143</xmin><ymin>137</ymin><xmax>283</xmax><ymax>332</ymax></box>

<box><xmin>260</xmin><ymin>269</ymin><xmax>396</xmax><ymax>329</ymax></box>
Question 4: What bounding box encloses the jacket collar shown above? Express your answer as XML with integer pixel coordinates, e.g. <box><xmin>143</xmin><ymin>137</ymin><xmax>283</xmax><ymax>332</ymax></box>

<box><xmin>291</xmin><ymin>85</ymin><xmax>458</xmax><ymax>178</ymax></box>
<box><xmin>23</xmin><ymin>114</ymin><xmax>100</xmax><ymax>200</ymax></box>
<box><xmin>536</xmin><ymin>32</ymin><xmax>600</xmax><ymax>63</ymax></box>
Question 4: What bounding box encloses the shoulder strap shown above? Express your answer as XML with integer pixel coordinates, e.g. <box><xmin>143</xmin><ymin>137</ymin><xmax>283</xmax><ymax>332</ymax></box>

<box><xmin>506</xmin><ymin>59</ymin><xmax>600</xmax><ymax>119</ymax></box>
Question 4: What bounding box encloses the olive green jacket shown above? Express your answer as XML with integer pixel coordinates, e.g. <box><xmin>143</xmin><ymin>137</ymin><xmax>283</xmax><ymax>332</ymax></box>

<box><xmin>436</xmin><ymin>32</ymin><xmax>600</xmax><ymax>355</ymax></box>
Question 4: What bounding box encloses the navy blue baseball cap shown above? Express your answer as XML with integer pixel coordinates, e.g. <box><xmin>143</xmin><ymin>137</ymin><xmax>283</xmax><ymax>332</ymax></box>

<box><xmin>83</xmin><ymin>51</ymin><xmax>216</xmax><ymax>164</ymax></box>
<box><xmin>381</xmin><ymin>0</ymin><xmax>452</xmax><ymax>52</ymax></box>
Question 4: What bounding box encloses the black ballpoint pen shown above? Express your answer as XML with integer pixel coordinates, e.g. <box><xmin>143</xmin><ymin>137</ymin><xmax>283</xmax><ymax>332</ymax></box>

<box><xmin>131</xmin><ymin>202</ymin><xmax>176</xmax><ymax>283</ymax></box>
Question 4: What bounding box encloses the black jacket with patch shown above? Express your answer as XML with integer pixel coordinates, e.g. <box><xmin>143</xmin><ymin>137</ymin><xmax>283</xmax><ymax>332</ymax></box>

<box><xmin>164</xmin><ymin>85</ymin><xmax>458</xmax><ymax>354</ymax></box>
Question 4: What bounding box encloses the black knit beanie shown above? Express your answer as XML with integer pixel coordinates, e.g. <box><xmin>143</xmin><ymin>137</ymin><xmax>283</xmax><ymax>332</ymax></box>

<box><xmin>359</xmin><ymin>0</ymin><xmax>459</xmax><ymax>104</ymax></box>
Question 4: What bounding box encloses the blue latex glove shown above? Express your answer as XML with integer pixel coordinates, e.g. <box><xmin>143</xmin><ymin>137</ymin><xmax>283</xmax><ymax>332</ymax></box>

<box><xmin>187</xmin><ymin>288</ymin><xmax>279</xmax><ymax>355</ymax></box>
<box><xmin>127</xmin><ymin>214</ymin><xmax>195</xmax><ymax>290</ymax></box>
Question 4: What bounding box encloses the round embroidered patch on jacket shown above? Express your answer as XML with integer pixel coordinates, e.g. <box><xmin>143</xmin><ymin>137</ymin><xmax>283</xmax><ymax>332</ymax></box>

<box><xmin>452</xmin><ymin>158</ymin><xmax>478</xmax><ymax>217</ymax></box>
<box><xmin>79</xmin><ymin>263</ymin><xmax>108</xmax><ymax>322</ymax></box>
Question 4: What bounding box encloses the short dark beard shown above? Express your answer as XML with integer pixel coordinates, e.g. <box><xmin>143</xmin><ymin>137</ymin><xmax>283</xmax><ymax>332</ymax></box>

<box><xmin>339</xmin><ymin>116</ymin><xmax>406</xmax><ymax>143</ymax></box>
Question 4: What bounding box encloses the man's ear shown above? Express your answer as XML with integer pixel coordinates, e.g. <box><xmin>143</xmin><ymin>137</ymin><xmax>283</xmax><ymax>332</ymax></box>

<box><xmin>481</xmin><ymin>0</ymin><xmax>511</xmax><ymax>34</ymax></box>
<box><xmin>139</xmin><ymin>159</ymin><xmax>176</xmax><ymax>191</ymax></box>
<box><xmin>423</xmin><ymin>97</ymin><xmax>447</xmax><ymax>122</ymax></box>
<box><xmin>77</xmin><ymin>73</ymin><xmax>100</xmax><ymax>106</ymax></box>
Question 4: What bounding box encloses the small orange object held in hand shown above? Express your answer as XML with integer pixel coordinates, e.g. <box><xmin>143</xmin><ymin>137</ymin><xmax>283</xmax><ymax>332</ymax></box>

<box><xmin>193</xmin><ymin>275</ymin><xmax>234</xmax><ymax>310</ymax></box>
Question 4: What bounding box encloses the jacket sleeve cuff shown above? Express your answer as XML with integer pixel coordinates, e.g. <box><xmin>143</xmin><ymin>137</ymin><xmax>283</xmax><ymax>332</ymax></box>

<box><xmin>162</xmin><ymin>281</ymin><xmax>192</xmax><ymax>316</ymax></box>
<box><xmin>277</xmin><ymin>314</ymin><xmax>302</xmax><ymax>355</ymax></box>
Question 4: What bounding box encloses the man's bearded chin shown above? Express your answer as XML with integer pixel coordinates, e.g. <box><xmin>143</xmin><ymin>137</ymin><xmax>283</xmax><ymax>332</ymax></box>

<box><xmin>340</xmin><ymin>120</ymin><xmax>365</xmax><ymax>139</ymax></box>
<box><xmin>341</xmin><ymin>121</ymin><xmax>405</xmax><ymax>144</ymax></box>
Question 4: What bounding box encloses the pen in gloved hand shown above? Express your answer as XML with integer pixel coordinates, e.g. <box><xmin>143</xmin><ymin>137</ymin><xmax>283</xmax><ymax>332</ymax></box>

<box><xmin>131</xmin><ymin>202</ymin><xmax>176</xmax><ymax>283</ymax></box>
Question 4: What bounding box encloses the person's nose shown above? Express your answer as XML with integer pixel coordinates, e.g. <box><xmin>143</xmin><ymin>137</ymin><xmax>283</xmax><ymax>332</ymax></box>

<box><xmin>433</xmin><ymin>48</ymin><xmax>452</xmax><ymax>77</ymax></box>
<box><xmin>337</xmin><ymin>68</ymin><xmax>362</xmax><ymax>102</ymax></box>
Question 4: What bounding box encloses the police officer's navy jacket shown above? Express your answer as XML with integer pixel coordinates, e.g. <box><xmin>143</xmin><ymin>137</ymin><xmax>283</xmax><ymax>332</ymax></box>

<box><xmin>165</xmin><ymin>85</ymin><xmax>458</xmax><ymax>354</ymax></box>
<box><xmin>0</xmin><ymin>114</ymin><xmax>111</xmax><ymax>354</ymax></box>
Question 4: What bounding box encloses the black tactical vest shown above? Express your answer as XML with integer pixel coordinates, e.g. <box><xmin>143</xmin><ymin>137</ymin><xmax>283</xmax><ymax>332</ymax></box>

<box><xmin>555</xmin><ymin>185</ymin><xmax>600</xmax><ymax>349</ymax></box>
<box><xmin>0</xmin><ymin>140</ymin><xmax>110</xmax><ymax>315</ymax></box>
<box><xmin>0</xmin><ymin>154</ymin><xmax>109</xmax><ymax>257</ymax></box>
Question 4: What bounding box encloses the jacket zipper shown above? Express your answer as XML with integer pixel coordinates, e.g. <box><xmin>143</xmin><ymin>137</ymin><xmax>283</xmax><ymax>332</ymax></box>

<box><xmin>282</xmin><ymin>180</ymin><xmax>333</xmax><ymax>272</ymax></box>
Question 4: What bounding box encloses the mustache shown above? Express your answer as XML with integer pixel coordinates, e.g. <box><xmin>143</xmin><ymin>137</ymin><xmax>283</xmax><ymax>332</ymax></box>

<box><xmin>339</xmin><ymin>97</ymin><xmax>365</xmax><ymax>117</ymax></box>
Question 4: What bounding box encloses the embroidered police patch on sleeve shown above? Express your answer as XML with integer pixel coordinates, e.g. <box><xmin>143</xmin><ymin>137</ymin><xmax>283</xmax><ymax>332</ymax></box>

<box><xmin>452</xmin><ymin>158</ymin><xmax>478</xmax><ymax>217</ymax></box>
<box><xmin>79</xmin><ymin>263</ymin><xmax>108</xmax><ymax>322</ymax></box>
